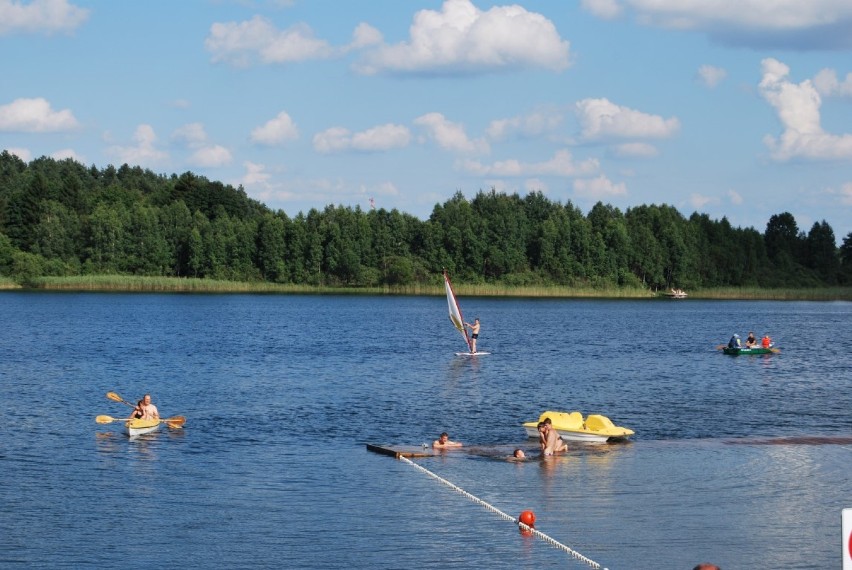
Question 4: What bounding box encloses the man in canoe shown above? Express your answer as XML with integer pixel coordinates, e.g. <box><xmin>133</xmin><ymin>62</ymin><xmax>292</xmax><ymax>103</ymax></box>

<box><xmin>433</xmin><ymin>432</ymin><xmax>463</xmax><ymax>448</ymax></box>
<box><xmin>745</xmin><ymin>332</ymin><xmax>757</xmax><ymax>347</ymax></box>
<box><xmin>464</xmin><ymin>318</ymin><xmax>480</xmax><ymax>354</ymax></box>
<box><xmin>132</xmin><ymin>394</ymin><xmax>160</xmax><ymax>420</ymax></box>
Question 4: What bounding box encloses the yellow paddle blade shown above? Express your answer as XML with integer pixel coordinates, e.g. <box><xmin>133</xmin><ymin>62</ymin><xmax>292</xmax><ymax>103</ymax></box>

<box><xmin>106</xmin><ymin>392</ymin><xmax>124</xmax><ymax>403</ymax></box>
<box><xmin>163</xmin><ymin>416</ymin><xmax>186</xmax><ymax>427</ymax></box>
<box><xmin>96</xmin><ymin>415</ymin><xmax>117</xmax><ymax>424</ymax></box>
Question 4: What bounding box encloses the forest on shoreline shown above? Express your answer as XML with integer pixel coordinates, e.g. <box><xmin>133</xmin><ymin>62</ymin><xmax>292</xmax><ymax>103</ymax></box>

<box><xmin>1</xmin><ymin>151</ymin><xmax>851</xmax><ymax>297</ymax></box>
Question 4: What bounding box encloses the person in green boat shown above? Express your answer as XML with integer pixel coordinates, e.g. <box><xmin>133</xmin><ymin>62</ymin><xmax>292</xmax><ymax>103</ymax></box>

<box><xmin>745</xmin><ymin>332</ymin><xmax>757</xmax><ymax>347</ymax></box>
<box><xmin>727</xmin><ymin>334</ymin><xmax>741</xmax><ymax>349</ymax></box>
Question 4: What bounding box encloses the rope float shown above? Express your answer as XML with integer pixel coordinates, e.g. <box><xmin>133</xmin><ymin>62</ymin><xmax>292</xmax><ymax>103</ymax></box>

<box><xmin>398</xmin><ymin>455</ymin><xmax>608</xmax><ymax>569</ymax></box>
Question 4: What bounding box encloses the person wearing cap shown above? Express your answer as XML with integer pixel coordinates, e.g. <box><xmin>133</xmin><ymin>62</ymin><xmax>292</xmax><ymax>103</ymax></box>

<box><xmin>728</xmin><ymin>334</ymin><xmax>741</xmax><ymax>349</ymax></box>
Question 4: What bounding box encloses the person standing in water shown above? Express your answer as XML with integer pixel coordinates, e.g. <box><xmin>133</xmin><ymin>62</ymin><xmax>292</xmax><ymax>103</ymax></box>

<box><xmin>465</xmin><ymin>317</ymin><xmax>480</xmax><ymax>354</ymax></box>
<box><xmin>433</xmin><ymin>432</ymin><xmax>462</xmax><ymax>448</ymax></box>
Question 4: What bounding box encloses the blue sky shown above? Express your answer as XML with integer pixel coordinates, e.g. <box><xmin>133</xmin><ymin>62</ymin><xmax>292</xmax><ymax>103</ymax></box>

<box><xmin>2</xmin><ymin>0</ymin><xmax>852</xmax><ymax>242</ymax></box>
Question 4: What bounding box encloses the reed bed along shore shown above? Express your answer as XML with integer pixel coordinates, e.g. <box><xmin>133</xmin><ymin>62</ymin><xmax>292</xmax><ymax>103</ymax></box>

<box><xmin>2</xmin><ymin>275</ymin><xmax>850</xmax><ymax>300</ymax></box>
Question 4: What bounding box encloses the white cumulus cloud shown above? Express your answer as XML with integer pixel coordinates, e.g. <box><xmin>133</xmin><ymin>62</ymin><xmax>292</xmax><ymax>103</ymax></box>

<box><xmin>459</xmin><ymin>149</ymin><xmax>599</xmax><ymax>177</ymax></box>
<box><xmin>582</xmin><ymin>0</ymin><xmax>852</xmax><ymax>49</ymax></box>
<box><xmin>414</xmin><ymin>112</ymin><xmax>488</xmax><ymax>154</ymax></box>
<box><xmin>356</xmin><ymin>0</ymin><xmax>570</xmax><ymax>75</ymax></box>
<box><xmin>829</xmin><ymin>181</ymin><xmax>852</xmax><ymax>206</ymax></box>
<box><xmin>581</xmin><ymin>0</ymin><xmax>623</xmax><ymax>20</ymax></box>
<box><xmin>759</xmin><ymin>57</ymin><xmax>852</xmax><ymax>161</ymax></box>
<box><xmin>611</xmin><ymin>142</ymin><xmax>659</xmax><ymax>158</ymax></box>
<box><xmin>313</xmin><ymin>123</ymin><xmax>410</xmax><ymax>153</ymax></box>
<box><xmin>813</xmin><ymin>68</ymin><xmax>852</xmax><ymax>98</ymax></box>
<box><xmin>172</xmin><ymin>122</ymin><xmax>208</xmax><ymax>147</ymax></box>
<box><xmin>251</xmin><ymin>111</ymin><xmax>299</xmax><ymax>145</ymax></box>
<box><xmin>689</xmin><ymin>193</ymin><xmax>717</xmax><ymax>209</ymax></box>
<box><xmin>189</xmin><ymin>145</ymin><xmax>232</xmax><ymax>168</ymax></box>
<box><xmin>107</xmin><ymin>124</ymin><xmax>168</xmax><ymax>167</ymax></box>
<box><xmin>573</xmin><ymin>175</ymin><xmax>627</xmax><ymax>199</ymax></box>
<box><xmin>0</xmin><ymin>0</ymin><xmax>89</xmax><ymax>36</ymax></box>
<box><xmin>486</xmin><ymin>109</ymin><xmax>564</xmax><ymax>141</ymax></box>
<box><xmin>698</xmin><ymin>64</ymin><xmax>727</xmax><ymax>88</ymax></box>
<box><xmin>206</xmin><ymin>16</ymin><xmax>335</xmax><ymax>67</ymax></box>
<box><xmin>6</xmin><ymin>147</ymin><xmax>31</xmax><ymax>161</ymax></box>
<box><xmin>51</xmin><ymin>148</ymin><xmax>84</xmax><ymax>162</ymax></box>
<box><xmin>0</xmin><ymin>97</ymin><xmax>79</xmax><ymax>132</ymax></box>
<box><xmin>576</xmin><ymin>98</ymin><xmax>680</xmax><ymax>141</ymax></box>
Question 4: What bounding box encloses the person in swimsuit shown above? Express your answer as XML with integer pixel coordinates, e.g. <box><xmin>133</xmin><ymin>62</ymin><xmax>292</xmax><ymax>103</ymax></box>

<box><xmin>464</xmin><ymin>318</ymin><xmax>480</xmax><ymax>354</ymax></box>
<box><xmin>541</xmin><ymin>417</ymin><xmax>568</xmax><ymax>455</ymax></box>
<box><xmin>433</xmin><ymin>432</ymin><xmax>462</xmax><ymax>448</ymax></box>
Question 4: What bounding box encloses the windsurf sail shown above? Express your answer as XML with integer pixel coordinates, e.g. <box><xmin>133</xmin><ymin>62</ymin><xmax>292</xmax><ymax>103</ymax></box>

<box><xmin>443</xmin><ymin>270</ymin><xmax>472</xmax><ymax>352</ymax></box>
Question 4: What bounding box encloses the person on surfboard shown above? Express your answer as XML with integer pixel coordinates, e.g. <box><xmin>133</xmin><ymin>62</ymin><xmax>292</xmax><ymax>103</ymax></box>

<box><xmin>464</xmin><ymin>318</ymin><xmax>480</xmax><ymax>354</ymax></box>
<box><xmin>132</xmin><ymin>394</ymin><xmax>160</xmax><ymax>420</ymax></box>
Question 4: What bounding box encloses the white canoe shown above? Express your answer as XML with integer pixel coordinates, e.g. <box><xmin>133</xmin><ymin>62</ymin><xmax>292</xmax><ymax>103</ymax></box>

<box><xmin>124</xmin><ymin>418</ymin><xmax>161</xmax><ymax>437</ymax></box>
<box><xmin>523</xmin><ymin>411</ymin><xmax>634</xmax><ymax>443</ymax></box>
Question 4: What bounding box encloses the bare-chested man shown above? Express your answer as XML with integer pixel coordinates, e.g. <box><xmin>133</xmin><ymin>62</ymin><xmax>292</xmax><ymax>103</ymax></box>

<box><xmin>464</xmin><ymin>318</ymin><xmax>481</xmax><ymax>354</ymax></box>
<box><xmin>433</xmin><ymin>432</ymin><xmax>463</xmax><ymax>448</ymax></box>
<box><xmin>132</xmin><ymin>394</ymin><xmax>159</xmax><ymax>420</ymax></box>
<box><xmin>540</xmin><ymin>417</ymin><xmax>567</xmax><ymax>455</ymax></box>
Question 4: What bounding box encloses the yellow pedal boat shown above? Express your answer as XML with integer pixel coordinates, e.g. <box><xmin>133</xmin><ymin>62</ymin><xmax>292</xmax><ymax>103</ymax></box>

<box><xmin>523</xmin><ymin>411</ymin><xmax>634</xmax><ymax>443</ymax></box>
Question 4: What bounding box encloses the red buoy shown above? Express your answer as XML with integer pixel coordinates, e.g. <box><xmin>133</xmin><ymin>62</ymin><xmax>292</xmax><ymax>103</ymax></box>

<box><xmin>518</xmin><ymin>510</ymin><xmax>536</xmax><ymax>535</ymax></box>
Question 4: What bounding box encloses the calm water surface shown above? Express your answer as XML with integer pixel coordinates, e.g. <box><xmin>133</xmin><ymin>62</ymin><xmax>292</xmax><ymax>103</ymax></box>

<box><xmin>0</xmin><ymin>293</ymin><xmax>850</xmax><ymax>569</ymax></box>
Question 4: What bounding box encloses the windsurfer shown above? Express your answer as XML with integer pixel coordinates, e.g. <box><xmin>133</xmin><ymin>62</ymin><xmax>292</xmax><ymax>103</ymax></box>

<box><xmin>465</xmin><ymin>318</ymin><xmax>480</xmax><ymax>353</ymax></box>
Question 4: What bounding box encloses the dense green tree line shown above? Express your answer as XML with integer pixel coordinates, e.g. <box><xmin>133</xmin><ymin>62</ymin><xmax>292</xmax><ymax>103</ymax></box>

<box><xmin>1</xmin><ymin>151</ymin><xmax>850</xmax><ymax>288</ymax></box>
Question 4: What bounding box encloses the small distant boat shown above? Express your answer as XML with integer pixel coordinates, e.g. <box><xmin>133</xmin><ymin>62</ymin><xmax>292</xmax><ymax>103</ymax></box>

<box><xmin>523</xmin><ymin>411</ymin><xmax>634</xmax><ymax>443</ymax></box>
<box><xmin>124</xmin><ymin>418</ymin><xmax>161</xmax><ymax>437</ymax></box>
<box><xmin>664</xmin><ymin>288</ymin><xmax>687</xmax><ymax>299</ymax></box>
<box><xmin>723</xmin><ymin>346</ymin><xmax>776</xmax><ymax>355</ymax></box>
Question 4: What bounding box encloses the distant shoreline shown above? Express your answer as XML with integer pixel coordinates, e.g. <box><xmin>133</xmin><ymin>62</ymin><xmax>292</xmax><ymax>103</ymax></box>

<box><xmin>1</xmin><ymin>275</ymin><xmax>850</xmax><ymax>300</ymax></box>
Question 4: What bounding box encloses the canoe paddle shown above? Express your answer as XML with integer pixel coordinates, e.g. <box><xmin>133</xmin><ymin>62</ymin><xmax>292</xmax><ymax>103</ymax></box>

<box><xmin>106</xmin><ymin>391</ymin><xmax>135</xmax><ymax>408</ymax></box>
<box><xmin>95</xmin><ymin>414</ymin><xmax>187</xmax><ymax>428</ymax></box>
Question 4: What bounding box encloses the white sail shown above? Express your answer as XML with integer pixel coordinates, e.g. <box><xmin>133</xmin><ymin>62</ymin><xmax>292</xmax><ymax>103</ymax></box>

<box><xmin>443</xmin><ymin>270</ymin><xmax>472</xmax><ymax>352</ymax></box>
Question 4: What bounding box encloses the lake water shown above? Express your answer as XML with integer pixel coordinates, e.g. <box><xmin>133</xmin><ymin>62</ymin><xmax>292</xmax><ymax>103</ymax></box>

<box><xmin>0</xmin><ymin>293</ymin><xmax>850</xmax><ymax>569</ymax></box>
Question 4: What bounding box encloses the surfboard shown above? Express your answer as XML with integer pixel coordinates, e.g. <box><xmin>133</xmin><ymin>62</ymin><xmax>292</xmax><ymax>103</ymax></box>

<box><xmin>455</xmin><ymin>351</ymin><xmax>490</xmax><ymax>356</ymax></box>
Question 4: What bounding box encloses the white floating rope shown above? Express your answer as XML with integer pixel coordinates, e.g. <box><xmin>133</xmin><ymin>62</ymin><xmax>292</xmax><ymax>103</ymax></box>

<box><xmin>398</xmin><ymin>455</ymin><xmax>608</xmax><ymax>569</ymax></box>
